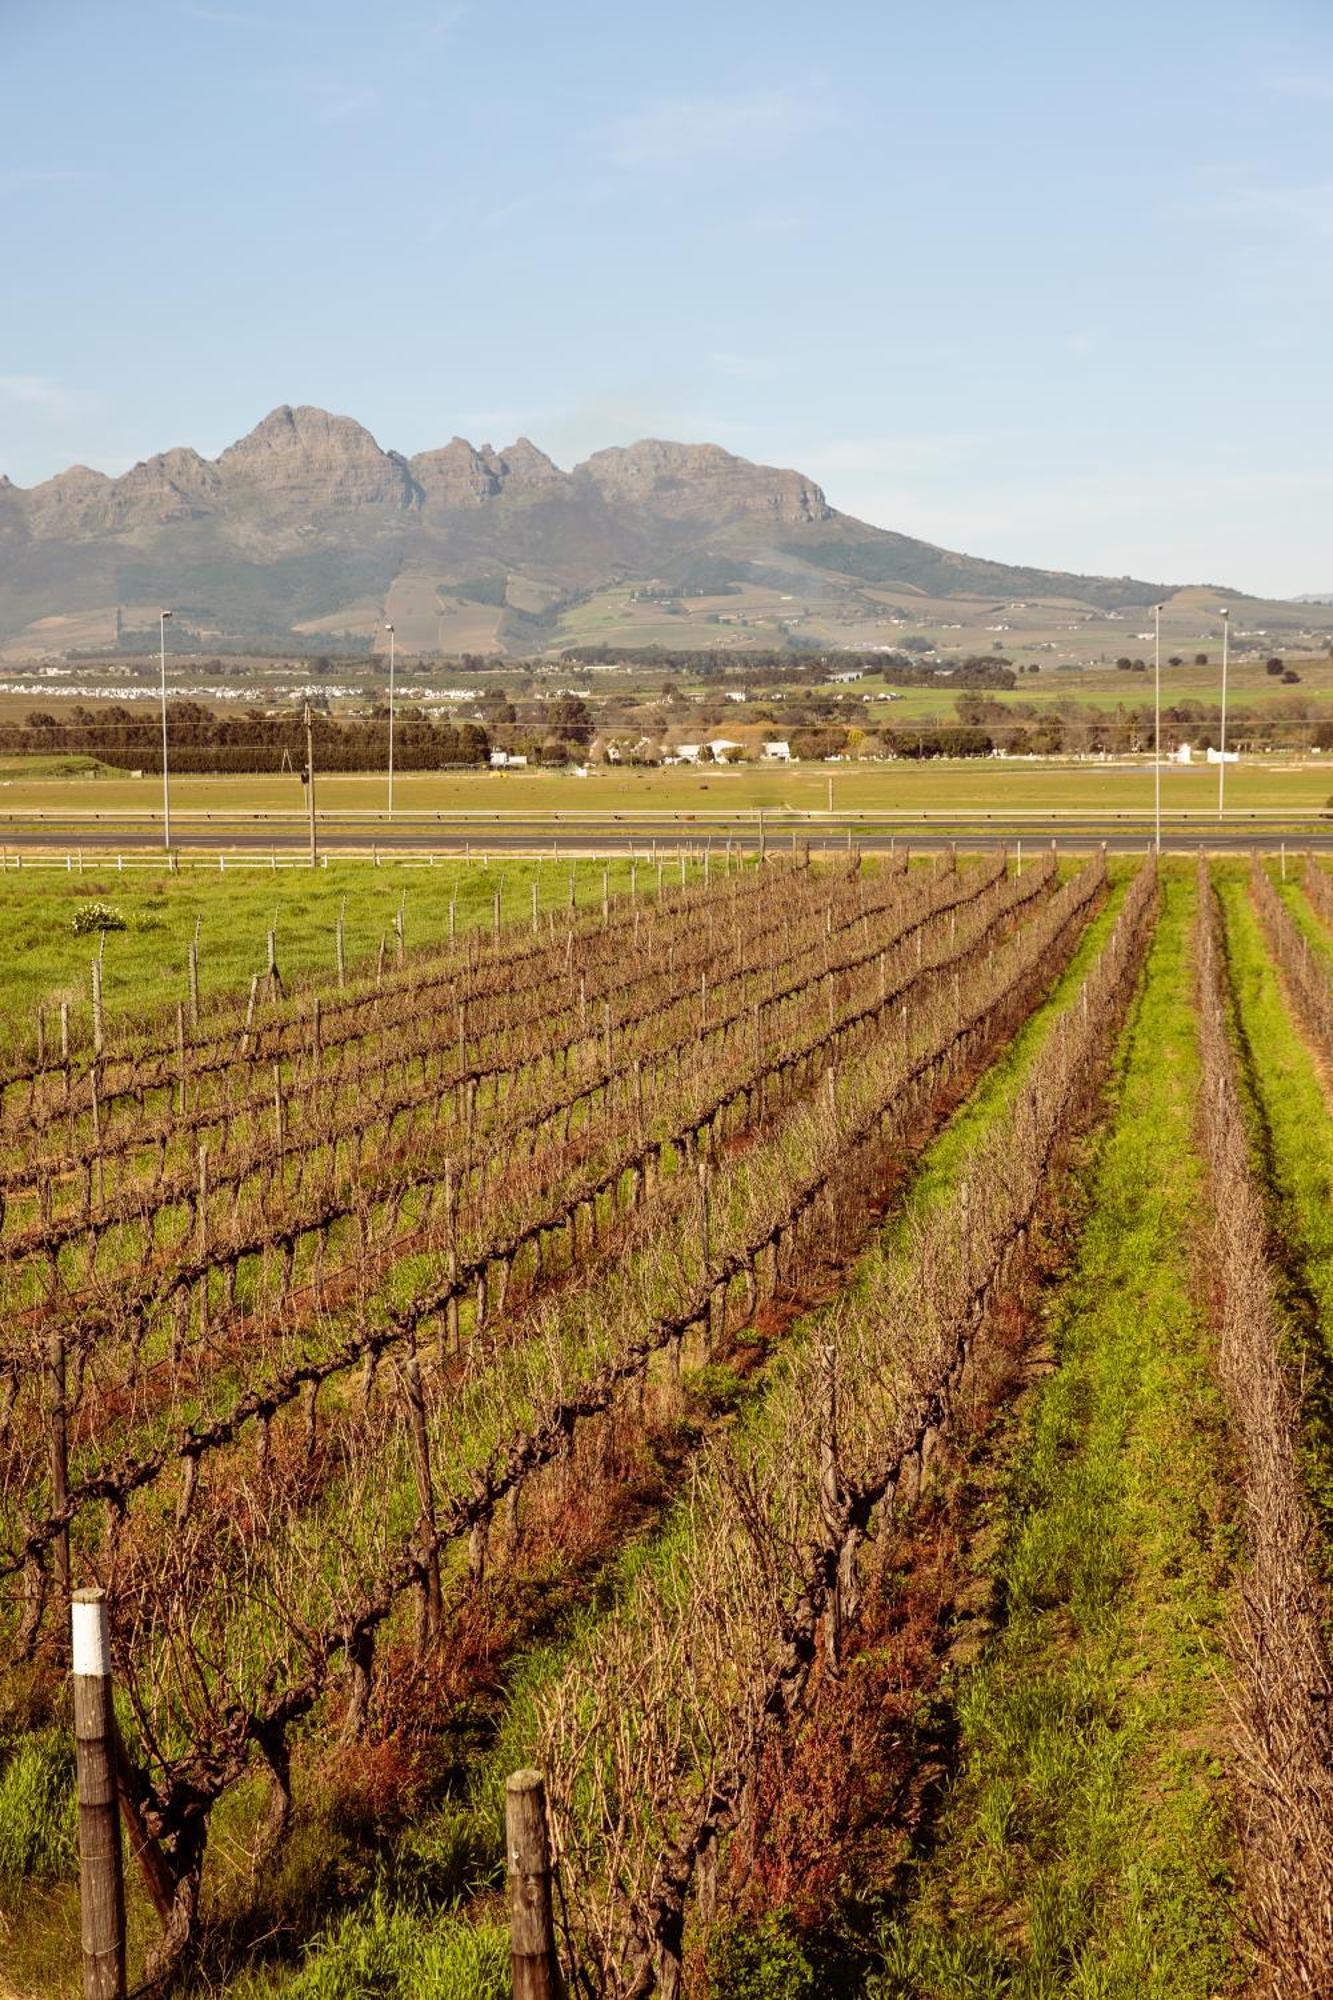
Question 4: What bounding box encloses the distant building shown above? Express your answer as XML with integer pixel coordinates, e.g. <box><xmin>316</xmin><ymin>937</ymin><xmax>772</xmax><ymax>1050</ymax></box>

<box><xmin>1205</xmin><ymin>745</ymin><xmax>1239</xmax><ymax>765</ymax></box>
<box><xmin>763</xmin><ymin>740</ymin><xmax>792</xmax><ymax>761</ymax></box>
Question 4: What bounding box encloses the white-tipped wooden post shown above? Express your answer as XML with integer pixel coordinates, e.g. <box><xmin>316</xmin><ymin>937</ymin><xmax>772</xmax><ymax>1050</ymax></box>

<box><xmin>71</xmin><ymin>1589</ymin><xmax>127</xmax><ymax>2000</ymax></box>
<box><xmin>506</xmin><ymin>1769</ymin><xmax>559</xmax><ymax>2000</ymax></box>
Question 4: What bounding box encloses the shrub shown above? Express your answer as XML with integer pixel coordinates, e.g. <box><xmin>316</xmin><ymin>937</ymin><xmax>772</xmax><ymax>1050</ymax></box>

<box><xmin>683</xmin><ymin>1363</ymin><xmax>747</xmax><ymax>1414</ymax></box>
<box><xmin>707</xmin><ymin>1911</ymin><xmax>821</xmax><ymax>2000</ymax></box>
<box><xmin>71</xmin><ymin>900</ymin><xmax>126</xmax><ymax>935</ymax></box>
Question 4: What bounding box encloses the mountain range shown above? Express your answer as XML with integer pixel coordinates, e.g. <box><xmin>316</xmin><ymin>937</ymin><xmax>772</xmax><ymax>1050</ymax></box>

<box><xmin>0</xmin><ymin>404</ymin><xmax>1228</xmax><ymax>660</ymax></box>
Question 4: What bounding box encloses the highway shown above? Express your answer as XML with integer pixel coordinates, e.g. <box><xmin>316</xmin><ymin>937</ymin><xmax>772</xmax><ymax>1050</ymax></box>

<box><xmin>2</xmin><ymin>806</ymin><xmax>1332</xmax><ymax>858</ymax></box>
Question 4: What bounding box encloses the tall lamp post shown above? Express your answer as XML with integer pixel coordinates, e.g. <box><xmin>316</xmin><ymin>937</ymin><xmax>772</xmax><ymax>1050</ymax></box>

<box><xmin>1218</xmin><ymin>606</ymin><xmax>1231</xmax><ymax>821</ymax></box>
<box><xmin>1153</xmin><ymin>602</ymin><xmax>1163</xmax><ymax>855</ymax></box>
<box><xmin>159</xmin><ymin>609</ymin><xmax>173</xmax><ymax>851</ymax></box>
<box><xmin>385</xmin><ymin>621</ymin><xmax>396</xmax><ymax>820</ymax></box>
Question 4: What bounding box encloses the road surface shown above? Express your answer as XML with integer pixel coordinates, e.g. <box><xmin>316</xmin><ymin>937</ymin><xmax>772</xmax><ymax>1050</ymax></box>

<box><xmin>1</xmin><ymin>807</ymin><xmax>1331</xmax><ymax>857</ymax></box>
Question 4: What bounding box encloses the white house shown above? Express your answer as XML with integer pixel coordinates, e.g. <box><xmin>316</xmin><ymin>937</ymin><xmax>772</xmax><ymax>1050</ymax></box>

<box><xmin>1172</xmin><ymin>743</ymin><xmax>1193</xmax><ymax>765</ymax></box>
<box><xmin>708</xmin><ymin>738</ymin><xmax>744</xmax><ymax>762</ymax></box>
<box><xmin>674</xmin><ymin>743</ymin><xmax>702</xmax><ymax>764</ymax></box>
<box><xmin>1205</xmin><ymin>745</ymin><xmax>1239</xmax><ymax>765</ymax></box>
<box><xmin>763</xmin><ymin>740</ymin><xmax>792</xmax><ymax>762</ymax></box>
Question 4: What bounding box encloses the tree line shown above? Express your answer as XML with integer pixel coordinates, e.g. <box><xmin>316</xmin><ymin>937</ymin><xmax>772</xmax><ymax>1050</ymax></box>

<box><xmin>13</xmin><ymin>704</ymin><xmax>491</xmax><ymax>773</ymax></box>
<box><xmin>560</xmin><ymin>645</ymin><xmax>1019</xmax><ymax>689</ymax></box>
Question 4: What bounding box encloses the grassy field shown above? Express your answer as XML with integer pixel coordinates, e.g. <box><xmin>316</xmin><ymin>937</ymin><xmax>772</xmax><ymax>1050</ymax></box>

<box><xmin>0</xmin><ymin>854</ymin><xmax>672</xmax><ymax>1039</ymax></box>
<box><xmin>1</xmin><ymin>755</ymin><xmax>1332</xmax><ymax>827</ymax></box>
<box><xmin>852</xmin><ymin>653</ymin><xmax>1333</xmax><ymax>720</ymax></box>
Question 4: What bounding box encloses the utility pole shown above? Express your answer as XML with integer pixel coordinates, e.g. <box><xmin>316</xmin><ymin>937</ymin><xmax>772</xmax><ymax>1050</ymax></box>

<box><xmin>159</xmin><ymin>610</ymin><xmax>173</xmax><ymax>852</ymax></box>
<box><xmin>1218</xmin><ymin>606</ymin><xmax>1230</xmax><ymax>821</ymax></box>
<box><xmin>1153</xmin><ymin>602</ymin><xmax>1163</xmax><ymax>854</ymax></box>
<box><xmin>385</xmin><ymin>621</ymin><xmax>396</xmax><ymax>820</ymax></box>
<box><xmin>303</xmin><ymin>701</ymin><xmax>318</xmax><ymax>869</ymax></box>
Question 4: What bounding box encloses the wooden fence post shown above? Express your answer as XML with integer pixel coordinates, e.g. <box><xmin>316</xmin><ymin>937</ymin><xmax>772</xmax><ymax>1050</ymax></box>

<box><xmin>506</xmin><ymin>1769</ymin><xmax>560</xmax><ymax>2000</ymax></box>
<box><xmin>91</xmin><ymin>959</ymin><xmax>104</xmax><ymax>1058</ymax></box>
<box><xmin>71</xmin><ymin>1589</ymin><xmax>127</xmax><ymax>2000</ymax></box>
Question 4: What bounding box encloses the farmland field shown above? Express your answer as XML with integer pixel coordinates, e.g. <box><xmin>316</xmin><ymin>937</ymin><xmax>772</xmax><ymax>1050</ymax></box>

<box><xmin>3</xmin><ymin>756</ymin><xmax>1333</xmax><ymax>815</ymax></box>
<box><xmin>2</xmin><ymin>844</ymin><xmax>1333</xmax><ymax>1998</ymax></box>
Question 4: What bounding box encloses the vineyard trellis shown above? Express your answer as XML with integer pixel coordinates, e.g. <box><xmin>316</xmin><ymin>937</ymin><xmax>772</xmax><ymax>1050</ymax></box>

<box><xmin>1</xmin><ymin>845</ymin><xmax>1124</xmax><ymax>1982</ymax></box>
<box><xmin>1196</xmin><ymin>863</ymin><xmax>1333</xmax><ymax>1995</ymax></box>
<box><xmin>529</xmin><ymin>857</ymin><xmax>1157</xmax><ymax>1995</ymax></box>
<box><xmin>0</xmin><ymin>851</ymin><xmax>1067</xmax><ymax>1595</ymax></box>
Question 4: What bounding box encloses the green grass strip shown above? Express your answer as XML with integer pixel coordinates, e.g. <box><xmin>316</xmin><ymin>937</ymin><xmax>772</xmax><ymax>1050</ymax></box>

<box><xmin>868</xmin><ymin>869</ymin><xmax>1245</xmax><ymax>2000</ymax></box>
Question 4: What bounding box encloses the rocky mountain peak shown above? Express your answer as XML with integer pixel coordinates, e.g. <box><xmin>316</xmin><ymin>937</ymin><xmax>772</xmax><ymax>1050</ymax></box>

<box><xmin>492</xmin><ymin>437</ymin><xmax>568</xmax><ymax>491</ymax></box>
<box><xmin>409</xmin><ymin>437</ymin><xmax>501</xmax><ymax>510</ymax></box>
<box><xmin>217</xmin><ymin>404</ymin><xmax>415</xmax><ymax>512</ymax></box>
<box><xmin>574</xmin><ymin>438</ymin><xmax>829</xmax><ymax>525</ymax></box>
<box><xmin>22</xmin><ymin>463</ymin><xmax>115</xmax><ymax>536</ymax></box>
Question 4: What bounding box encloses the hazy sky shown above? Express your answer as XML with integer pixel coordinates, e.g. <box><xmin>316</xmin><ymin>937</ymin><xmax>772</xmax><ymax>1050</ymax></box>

<box><xmin>3</xmin><ymin>0</ymin><xmax>1331</xmax><ymax>595</ymax></box>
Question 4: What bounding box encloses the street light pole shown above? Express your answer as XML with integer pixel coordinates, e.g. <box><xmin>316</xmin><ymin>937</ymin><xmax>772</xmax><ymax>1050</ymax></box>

<box><xmin>1153</xmin><ymin>602</ymin><xmax>1162</xmax><ymax>854</ymax></box>
<box><xmin>303</xmin><ymin>701</ymin><xmax>318</xmax><ymax>869</ymax></box>
<box><xmin>159</xmin><ymin>610</ymin><xmax>173</xmax><ymax>852</ymax></box>
<box><xmin>385</xmin><ymin>622</ymin><xmax>396</xmax><ymax>820</ymax></box>
<box><xmin>1218</xmin><ymin>606</ymin><xmax>1230</xmax><ymax>821</ymax></box>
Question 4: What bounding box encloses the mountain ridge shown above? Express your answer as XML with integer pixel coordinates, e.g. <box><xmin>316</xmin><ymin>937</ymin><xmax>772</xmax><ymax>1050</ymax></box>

<box><xmin>0</xmin><ymin>404</ymin><xmax>1189</xmax><ymax>656</ymax></box>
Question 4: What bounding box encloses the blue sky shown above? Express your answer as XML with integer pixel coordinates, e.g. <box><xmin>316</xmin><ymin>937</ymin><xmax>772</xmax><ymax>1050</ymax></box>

<box><xmin>2</xmin><ymin>0</ymin><xmax>1331</xmax><ymax>594</ymax></box>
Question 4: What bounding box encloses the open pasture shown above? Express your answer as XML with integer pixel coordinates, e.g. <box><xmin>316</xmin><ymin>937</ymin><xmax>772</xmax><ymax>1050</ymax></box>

<box><xmin>1</xmin><ymin>752</ymin><xmax>1333</xmax><ymax>835</ymax></box>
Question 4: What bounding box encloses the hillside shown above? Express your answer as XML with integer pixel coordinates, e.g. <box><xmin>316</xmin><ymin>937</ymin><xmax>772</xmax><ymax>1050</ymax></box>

<box><xmin>0</xmin><ymin>403</ymin><xmax>1233</xmax><ymax>660</ymax></box>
